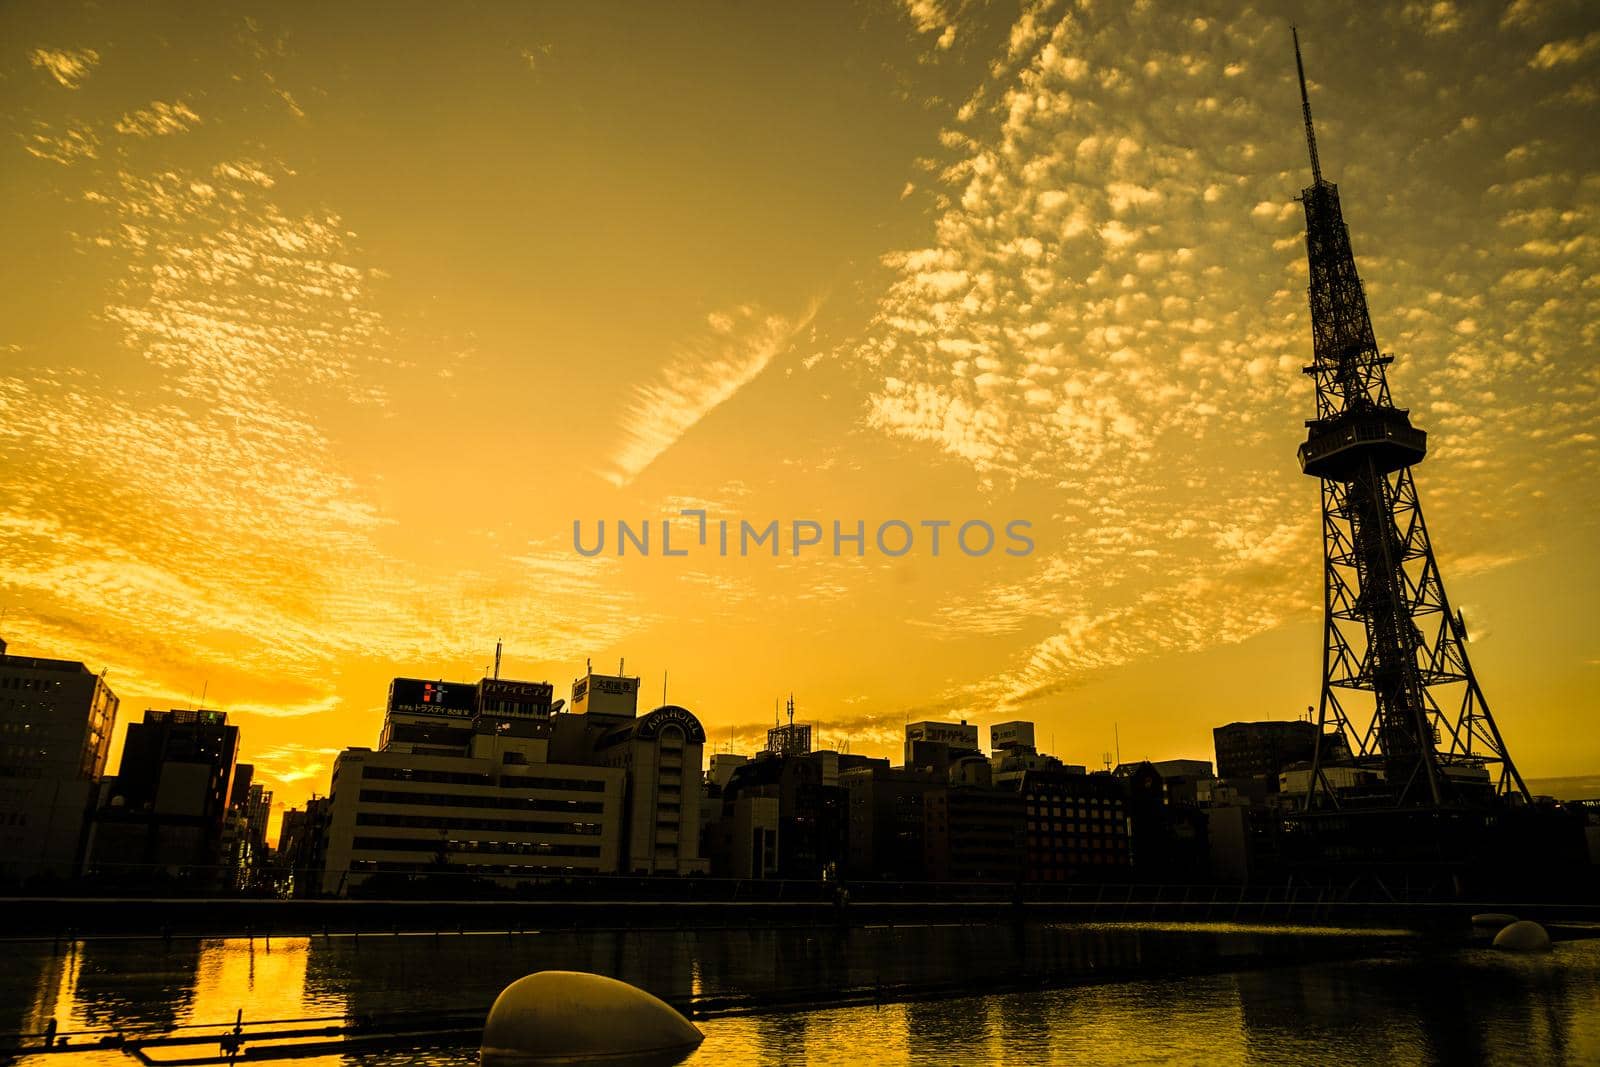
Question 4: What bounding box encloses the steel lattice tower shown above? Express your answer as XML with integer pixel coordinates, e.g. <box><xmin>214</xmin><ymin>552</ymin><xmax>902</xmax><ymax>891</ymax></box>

<box><xmin>1290</xmin><ymin>31</ymin><xmax>1529</xmax><ymax>811</ymax></box>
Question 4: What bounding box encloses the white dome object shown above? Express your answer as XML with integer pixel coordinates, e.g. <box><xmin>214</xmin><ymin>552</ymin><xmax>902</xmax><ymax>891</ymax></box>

<box><xmin>480</xmin><ymin>971</ymin><xmax>703</xmax><ymax>1066</ymax></box>
<box><xmin>1492</xmin><ymin>920</ymin><xmax>1553</xmax><ymax>953</ymax></box>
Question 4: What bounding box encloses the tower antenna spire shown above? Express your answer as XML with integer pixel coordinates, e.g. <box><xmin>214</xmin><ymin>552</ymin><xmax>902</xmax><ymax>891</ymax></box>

<box><xmin>1292</xmin><ymin>26</ymin><xmax>1322</xmax><ymax>186</ymax></box>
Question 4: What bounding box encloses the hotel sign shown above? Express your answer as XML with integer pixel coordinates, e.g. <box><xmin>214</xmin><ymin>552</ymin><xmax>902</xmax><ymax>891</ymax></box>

<box><xmin>637</xmin><ymin>704</ymin><xmax>706</xmax><ymax>743</ymax></box>
<box><xmin>388</xmin><ymin>677</ymin><xmax>478</xmax><ymax>718</ymax></box>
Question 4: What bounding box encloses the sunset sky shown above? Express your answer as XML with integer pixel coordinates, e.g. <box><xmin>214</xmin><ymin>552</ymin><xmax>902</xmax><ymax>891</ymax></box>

<box><xmin>3</xmin><ymin>0</ymin><xmax>1597</xmax><ymax>831</ymax></box>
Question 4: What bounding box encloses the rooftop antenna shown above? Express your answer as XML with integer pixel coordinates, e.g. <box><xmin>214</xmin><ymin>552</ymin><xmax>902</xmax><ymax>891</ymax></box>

<box><xmin>199</xmin><ymin>681</ymin><xmax>208</xmax><ymax>709</ymax></box>
<box><xmin>586</xmin><ymin>657</ymin><xmax>592</xmax><ymax>674</ymax></box>
<box><xmin>662</xmin><ymin>669</ymin><xmax>668</xmax><ymax>707</ymax></box>
<box><xmin>494</xmin><ymin>639</ymin><xmax>502</xmax><ymax>680</ymax></box>
<box><xmin>618</xmin><ymin>657</ymin><xmax>625</xmax><ymax>676</ymax></box>
<box><xmin>1114</xmin><ymin>722</ymin><xmax>1121</xmax><ymax>766</ymax></box>
<box><xmin>1292</xmin><ymin>26</ymin><xmax>1322</xmax><ymax>186</ymax></box>
<box><xmin>786</xmin><ymin>693</ymin><xmax>796</xmax><ymax>730</ymax></box>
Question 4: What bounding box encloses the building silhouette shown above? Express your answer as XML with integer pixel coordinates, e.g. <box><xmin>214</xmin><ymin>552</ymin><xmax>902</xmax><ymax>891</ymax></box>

<box><xmin>86</xmin><ymin>708</ymin><xmax>239</xmax><ymax>887</ymax></box>
<box><xmin>0</xmin><ymin>635</ymin><xmax>119</xmax><ymax>885</ymax></box>
<box><xmin>317</xmin><ymin>663</ymin><xmax>709</xmax><ymax>893</ymax></box>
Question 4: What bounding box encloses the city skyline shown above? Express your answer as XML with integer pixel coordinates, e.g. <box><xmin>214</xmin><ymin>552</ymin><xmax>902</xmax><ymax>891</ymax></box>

<box><xmin>3</xmin><ymin>0</ymin><xmax>1597</xmax><ymax>828</ymax></box>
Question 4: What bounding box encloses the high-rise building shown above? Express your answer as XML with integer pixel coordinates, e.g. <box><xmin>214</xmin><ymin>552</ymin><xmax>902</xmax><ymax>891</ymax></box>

<box><xmin>0</xmin><ymin>636</ymin><xmax>119</xmax><ymax>884</ymax></box>
<box><xmin>841</xmin><ymin>762</ymin><xmax>937</xmax><ymax>880</ymax></box>
<box><xmin>274</xmin><ymin>796</ymin><xmax>329</xmax><ymax>898</ymax></box>
<box><xmin>222</xmin><ymin>765</ymin><xmax>275</xmax><ymax>891</ymax></box>
<box><xmin>87</xmin><ymin>709</ymin><xmax>239</xmax><ymax>886</ymax></box>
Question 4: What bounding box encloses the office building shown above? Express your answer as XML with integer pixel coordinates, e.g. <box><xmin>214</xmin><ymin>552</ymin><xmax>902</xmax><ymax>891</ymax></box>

<box><xmin>323</xmin><ymin>671</ymin><xmax>623</xmax><ymax>892</ymax></box>
<box><xmin>931</xmin><ymin>782</ymin><xmax>1025</xmax><ymax>883</ymax></box>
<box><xmin>320</xmin><ymin>665</ymin><xmax>708</xmax><ymax>891</ymax></box>
<box><xmin>707</xmin><ymin>750</ymin><xmax>848</xmax><ymax>880</ymax></box>
<box><xmin>0</xmin><ymin>636</ymin><xmax>119</xmax><ymax>884</ymax></box>
<box><xmin>319</xmin><ymin>732</ymin><xmax>625</xmax><ymax>895</ymax></box>
<box><xmin>87</xmin><ymin>709</ymin><xmax>239</xmax><ymax>886</ymax></box>
<box><xmin>841</xmin><ymin>762</ymin><xmax>935</xmax><ymax>880</ymax></box>
<box><xmin>1019</xmin><ymin>769</ymin><xmax>1130</xmax><ymax>881</ymax></box>
<box><xmin>274</xmin><ymin>797</ymin><xmax>329</xmax><ymax>897</ymax></box>
<box><xmin>222</xmin><ymin>764</ymin><xmax>273</xmax><ymax>890</ymax></box>
<box><xmin>1213</xmin><ymin>720</ymin><xmax>1320</xmax><ymax>784</ymax></box>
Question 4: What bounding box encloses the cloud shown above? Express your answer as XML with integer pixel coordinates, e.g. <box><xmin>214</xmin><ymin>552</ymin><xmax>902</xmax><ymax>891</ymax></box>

<box><xmin>602</xmin><ymin>303</ymin><xmax>818</xmax><ymax>487</ymax></box>
<box><xmin>22</xmin><ymin>123</ymin><xmax>98</xmax><ymax>165</ymax></box>
<box><xmin>114</xmin><ymin>100</ymin><xmax>202</xmax><ymax>137</ymax></box>
<box><xmin>1528</xmin><ymin>31</ymin><xmax>1600</xmax><ymax>69</ymax></box>
<box><xmin>854</xmin><ymin>1</ymin><xmax>1597</xmax><ymax>711</ymax></box>
<box><xmin>29</xmin><ymin>47</ymin><xmax>100</xmax><ymax>88</ymax></box>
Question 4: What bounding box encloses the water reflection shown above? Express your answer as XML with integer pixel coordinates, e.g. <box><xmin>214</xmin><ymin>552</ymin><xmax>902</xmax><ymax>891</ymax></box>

<box><xmin>1</xmin><ymin>926</ymin><xmax>1595</xmax><ymax>1065</ymax></box>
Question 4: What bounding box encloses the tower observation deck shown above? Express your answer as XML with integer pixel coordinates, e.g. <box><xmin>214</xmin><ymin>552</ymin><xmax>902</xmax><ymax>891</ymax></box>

<box><xmin>1288</xmin><ymin>30</ymin><xmax>1527</xmax><ymax>812</ymax></box>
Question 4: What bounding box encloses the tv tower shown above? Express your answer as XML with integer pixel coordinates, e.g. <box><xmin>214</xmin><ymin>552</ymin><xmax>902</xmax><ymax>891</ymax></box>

<box><xmin>1290</xmin><ymin>30</ymin><xmax>1529</xmax><ymax>810</ymax></box>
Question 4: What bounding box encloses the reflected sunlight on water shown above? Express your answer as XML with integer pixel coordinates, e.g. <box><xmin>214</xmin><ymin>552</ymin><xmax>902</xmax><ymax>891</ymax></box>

<box><xmin>1</xmin><ymin>925</ymin><xmax>1595</xmax><ymax>1065</ymax></box>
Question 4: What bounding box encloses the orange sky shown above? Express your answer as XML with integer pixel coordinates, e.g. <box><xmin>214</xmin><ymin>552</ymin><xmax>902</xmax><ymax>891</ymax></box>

<box><xmin>3</xmin><ymin>1</ymin><xmax>1597</xmax><ymax>833</ymax></box>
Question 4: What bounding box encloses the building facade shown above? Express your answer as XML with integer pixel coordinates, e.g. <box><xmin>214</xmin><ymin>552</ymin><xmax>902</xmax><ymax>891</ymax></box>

<box><xmin>1019</xmin><ymin>769</ymin><xmax>1130</xmax><ymax>882</ymax></box>
<box><xmin>320</xmin><ymin>735</ymin><xmax>625</xmax><ymax>895</ymax></box>
<box><xmin>1213</xmin><ymin>720</ymin><xmax>1319</xmax><ymax>784</ymax></box>
<box><xmin>87</xmin><ymin>709</ymin><xmax>239</xmax><ymax>887</ymax></box>
<box><xmin>317</xmin><ymin>666</ymin><xmax>709</xmax><ymax>892</ymax></box>
<box><xmin>0</xmin><ymin>637</ymin><xmax>119</xmax><ymax>884</ymax></box>
<box><xmin>588</xmin><ymin>704</ymin><xmax>708</xmax><ymax>875</ymax></box>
